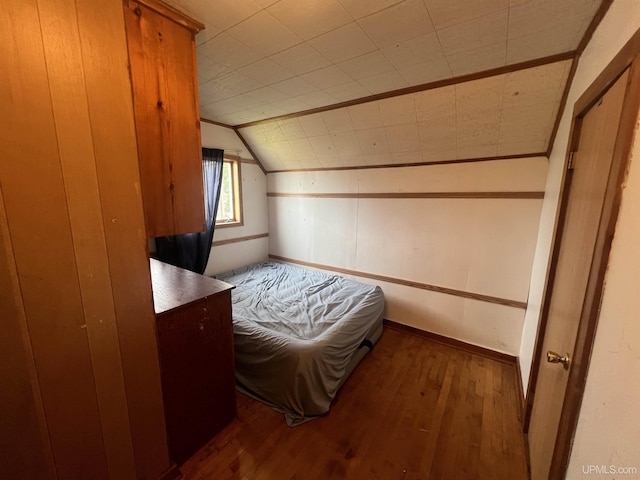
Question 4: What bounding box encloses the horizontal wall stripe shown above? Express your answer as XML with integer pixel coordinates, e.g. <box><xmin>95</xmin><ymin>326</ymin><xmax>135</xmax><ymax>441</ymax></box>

<box><xmin>267</xmin><ymin>152</ymin><xmax>548</xmax><ymax>174</ymax></box>
<box><xmin>268</xmin><ymin>254</ymin><xmax>527</xmax><ymax>310</ymax></box>
<box><xmin>267</xmin><ymin>191</ymin><xmax>545</xmax><ymax>200</ymax></box>
<box><xmin>212</xmin><ymin>233</ymin><xmax>268</xmax><ymax>247</ymax></box>
<box><xmin>383</xmin><ymin>320</ymin><xmax>517</xmax><ymax>364</ymax></box>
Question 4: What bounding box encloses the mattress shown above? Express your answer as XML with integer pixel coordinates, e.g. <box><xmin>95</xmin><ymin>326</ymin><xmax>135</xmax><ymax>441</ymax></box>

<box><xmin>217</xmin><ymin>261</ymin><xmax>385</xmax><ymax>426</ymax></box>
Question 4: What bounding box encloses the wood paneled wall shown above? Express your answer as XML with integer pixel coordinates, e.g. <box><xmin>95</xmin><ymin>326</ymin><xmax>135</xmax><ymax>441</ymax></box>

<box><xmin>0</xmin><ymin>0</ymin><xmax>169</xmax><ymax>478</ymax></box>
<box><xmin>267</xmin><ymin>157</ymin><xmax>548</xmax><ymax>355</ymax></box>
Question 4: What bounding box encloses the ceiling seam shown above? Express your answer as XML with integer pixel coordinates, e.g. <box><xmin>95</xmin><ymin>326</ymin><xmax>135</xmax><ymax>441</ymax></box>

<box><xmin>197</xmin><ymin>7</ymin><xmax>273</xmax><ymax>48</ymax></box>
<box><xmin>422</xmin><ymin>1</ymin><xmax>450</xmax><ymax>76</ymax></box>
<box><xmin>545</xmin><ymin>57</ymin><xmax>579</xmax><ymax>159</ymax></box>
<box><xmin>200</xmin><ymin>117</ymin><xmax>233</xmax><ymax>129</ymax></box>
<box><xmin>266</xmin><ymin>152</ymin><xmax>548</xmax><ymax>174</ymax></box>
<box><xmin>233</xmin><ymin>127</ymin><xmax>267</xmax><ymax>175</ymax></box>
<box><xmin>198</xmin><ymin>0</ymin><xmax>416</xmax><ymax>93</ymax></box>
<box><xmin>232</xmin><ymin>50</ymin><xmax>577</xmax><ymax>130</ymax></box>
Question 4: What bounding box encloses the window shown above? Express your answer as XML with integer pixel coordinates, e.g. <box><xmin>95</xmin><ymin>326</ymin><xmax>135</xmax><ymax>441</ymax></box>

<box><xmin>215</xmin><ymin>157</ymin><xmax>243</xmax><ymax>227</ymax></box>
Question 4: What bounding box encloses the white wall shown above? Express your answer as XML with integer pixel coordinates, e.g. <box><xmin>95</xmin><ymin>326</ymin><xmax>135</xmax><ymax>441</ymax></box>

<box><xmin>268</xmin><ymin>157</ymin><xmax>547</xmax><ymax>355</ymax></box>
<box><xmin>515</xmin><ymin>1</ymin><xmax>640</xmax><ymax>473</ymax></box>
<box><xmin>200</xmin><ymin>122</ymin><xmax>269</xmax><ymax>275</ymax></box>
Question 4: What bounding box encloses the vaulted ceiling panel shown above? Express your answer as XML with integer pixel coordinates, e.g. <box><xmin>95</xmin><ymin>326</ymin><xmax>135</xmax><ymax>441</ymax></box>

<box><xmin>164</xmin><ymin>0</ymin><xmax>604</xmax><ymax>171</ymax></box>
<box><xmin>238</xmin><ymin>60</ymin><xmax>571</xmax><ymax>171</ymax></box>
<box><xmin>267</xmin><ymin>0</ymin><xmax>353</xmax><ymax>40</ymax></box>
<box><xmin>165</xmin><ymin>0</ymin><xmax>600</xmax><ymax>128</ymax></box>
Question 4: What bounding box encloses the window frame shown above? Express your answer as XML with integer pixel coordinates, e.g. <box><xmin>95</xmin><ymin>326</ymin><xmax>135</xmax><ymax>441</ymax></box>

<box><xmin>215</xmin><ymin>155</ymin><xmax>244</xmax><ymax>228</ymax></box>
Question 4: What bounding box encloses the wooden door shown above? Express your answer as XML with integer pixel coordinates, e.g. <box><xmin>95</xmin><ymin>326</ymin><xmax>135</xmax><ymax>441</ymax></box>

<box><xmin>527</xmin><ymin>70</ymin><xmax>629</xmax><ymax>480</ymax></box>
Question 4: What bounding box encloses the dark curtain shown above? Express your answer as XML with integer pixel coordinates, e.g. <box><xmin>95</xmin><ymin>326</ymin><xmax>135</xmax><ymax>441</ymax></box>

<box><xmin>155</xmin><ymin>148</ymin><xmax>224</xmax><ymax>274</ymax></box>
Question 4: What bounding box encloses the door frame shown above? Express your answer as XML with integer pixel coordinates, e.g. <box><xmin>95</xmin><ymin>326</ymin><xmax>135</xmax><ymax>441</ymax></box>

<box><xmin>523</xmin><ymin>27</ymin><xmax>640</xmax><ymax>479</ymax></box>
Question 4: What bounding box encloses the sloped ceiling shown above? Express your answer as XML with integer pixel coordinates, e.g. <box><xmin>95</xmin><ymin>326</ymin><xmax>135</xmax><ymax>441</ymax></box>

<box><xmin>239</xmin><ymin>61</ymin><xmax>571</xmax><ymax>171</ymax></box>
<box><xmin>165</xmin><ymin>0</ymin><xmax>605</xmax><ymax>171</ymax></box>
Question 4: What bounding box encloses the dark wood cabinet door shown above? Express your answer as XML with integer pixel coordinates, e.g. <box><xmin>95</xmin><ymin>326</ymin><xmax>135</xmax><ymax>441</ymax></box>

<box><xmin>156</xmin><ymin>291</ymin><xmax>236</xmax><ymax>465</ymax></box>
<box><xmin>124</xmin><ymin>0</ymin><xmax>205</xmax><ymax>237</ymax></box>
<box><xmin>204</xmin><ymin>293</ymin><xmax>236</xmax><ymax>434</ymax></box>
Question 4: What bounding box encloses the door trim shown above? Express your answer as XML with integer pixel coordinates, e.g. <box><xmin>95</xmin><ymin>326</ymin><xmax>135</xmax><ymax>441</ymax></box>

<box><xmin>523</xmin><ymin>26</ymin><xmax>640</xmax><ymax>479</ymax></box>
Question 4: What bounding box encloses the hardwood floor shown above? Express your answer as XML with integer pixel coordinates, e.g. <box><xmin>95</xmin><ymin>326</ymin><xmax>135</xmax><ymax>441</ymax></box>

<box><xmin>181</xmin><ymin>328</ymin><xmax>529</xmax><ymax>480</ymax></box>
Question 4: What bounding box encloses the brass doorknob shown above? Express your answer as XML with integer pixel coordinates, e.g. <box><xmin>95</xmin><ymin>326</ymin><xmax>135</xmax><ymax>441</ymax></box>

<box><xmin>546</xmin><ymin>351</ymin><xmax>571</xmax><ymax>370</ymax></box>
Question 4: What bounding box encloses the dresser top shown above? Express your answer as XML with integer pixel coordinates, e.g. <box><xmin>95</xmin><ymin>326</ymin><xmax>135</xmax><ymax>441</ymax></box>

<box><xmin>150</xmin><ymin>259</ymin><xmax>234</xmax><ymax>315</ymax></box>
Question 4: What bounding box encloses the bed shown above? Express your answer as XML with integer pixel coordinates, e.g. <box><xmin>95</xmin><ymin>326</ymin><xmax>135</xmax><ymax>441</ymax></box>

<box><xmin>216</xmin><ymin>261</ymin><xmax>385</xmax><ymax>426</ymax></box>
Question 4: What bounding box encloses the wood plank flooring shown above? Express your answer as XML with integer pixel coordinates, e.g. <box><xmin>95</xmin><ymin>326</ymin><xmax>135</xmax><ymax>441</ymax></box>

<box><xmin>181</xmin><ymin>328</ymin><xmax>529</xmax><ymax>480</ymax></box>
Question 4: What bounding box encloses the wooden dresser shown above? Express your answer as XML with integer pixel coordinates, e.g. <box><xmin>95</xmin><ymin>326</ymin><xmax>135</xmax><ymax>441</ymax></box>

<box><xmin>150</xmin><ymin>259</ymin><xmax>236</xmax><ymax>465</ymax></box>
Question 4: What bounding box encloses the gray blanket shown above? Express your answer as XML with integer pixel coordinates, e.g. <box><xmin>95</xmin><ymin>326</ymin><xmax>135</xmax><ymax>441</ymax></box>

<box><xmin>217</xmin><ymin>261</ymin><xmax>385</xmax><ymax>425</ymax></box>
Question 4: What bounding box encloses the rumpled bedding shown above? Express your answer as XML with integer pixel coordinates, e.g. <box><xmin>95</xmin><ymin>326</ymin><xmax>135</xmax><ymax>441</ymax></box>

<box><xmin>217</xmin><ymin>261</ymin><xmax>385</xmax><ymax>426</ymax></box>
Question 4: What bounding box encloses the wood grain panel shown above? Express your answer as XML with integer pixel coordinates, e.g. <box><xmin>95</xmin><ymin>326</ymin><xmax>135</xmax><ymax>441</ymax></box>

<box><xmin>267</xmin><ymin>192</ymin><xmax>544</xmax><ymax>199</ymax></box>
<box><xmin>76</xmin><ymin>0</ymin><xmax>172</xmax><ymax>477</ymax></box>
<box><xmin>528</xmin><ymin>68</ymin><xmax>629</xmax><ymax>480</ymax></box>
<box><xmin>125</xmin><ymin>0</ymin><xmax>205</xmax><ymax>237</ymax></box>
<box><xmin>2</xmin><ymin>1</ymin><xmax>173</xmax><ymax>478</ymax></box>
<box><xmin>38</xmin><ymin>0</ymin><xmax>136</xmax><ymax>477</ymax></box>
<box><xmin>133</xmin><ymin>0</ymin><xmax>204</xmax><ymax>33</ymax></box>
<box><xmin>268</xmin><ymin>255</ymin><xmax>527</xmax><ymax>309</ymax></box>
<box><xmin>0</xmin><ymin>186</ymin><xmax>56</xmax><ymax>480</ymax></box>
<box><xmin>0</xmin><ymin>0</ymin><xmax>109</xmax><ymax>477</ymax></box>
